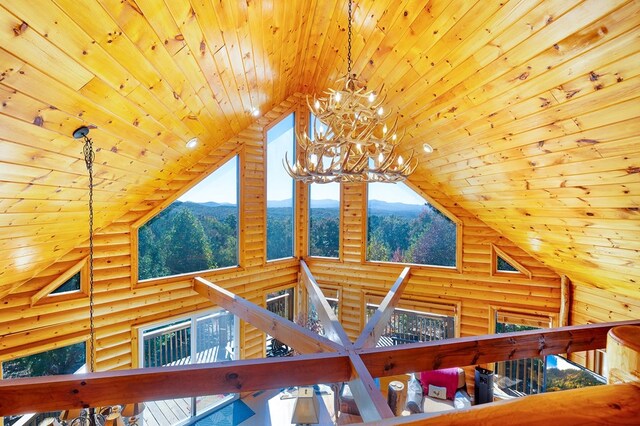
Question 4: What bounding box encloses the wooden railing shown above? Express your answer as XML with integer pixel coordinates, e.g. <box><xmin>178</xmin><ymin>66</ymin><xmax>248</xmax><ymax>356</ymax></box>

<box><xmin>1</xmin><ymin>320</ymin><xmax>639</xmax><ymax>417</ymax></box>
<box><xmin>365</xmin><ymin>305</ymin><xmax>454</xmax><ymax>346</ymax></box>
<box><xmin>142</xmin><ymin>321</ymin><xmax>191</xmax><ymax>368</ymax></box>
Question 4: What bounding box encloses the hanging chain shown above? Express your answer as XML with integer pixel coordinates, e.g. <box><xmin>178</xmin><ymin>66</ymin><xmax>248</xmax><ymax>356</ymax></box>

<box><xmin>82</xmin><ymin>135</ymin><xmax>96</xmax><ymax>374</ymax></box>
<box><xmin>347</xmin><ymin>0</ymin><xmax>353</xmax><ymax>77</ymax></box>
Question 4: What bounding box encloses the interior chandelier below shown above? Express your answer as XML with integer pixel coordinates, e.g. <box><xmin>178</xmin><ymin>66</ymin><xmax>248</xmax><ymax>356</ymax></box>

<box><xmin>284</xmin><ymin>74</ymin><xmax>417</xmax><ymax>184</ymax></box>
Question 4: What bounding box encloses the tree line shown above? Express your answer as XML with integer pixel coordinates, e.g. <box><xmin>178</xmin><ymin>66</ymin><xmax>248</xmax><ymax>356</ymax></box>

<box><xmin>139</xmin><ymin>201</ymin><xmax>457</xmax><ymax>281</ymax></box>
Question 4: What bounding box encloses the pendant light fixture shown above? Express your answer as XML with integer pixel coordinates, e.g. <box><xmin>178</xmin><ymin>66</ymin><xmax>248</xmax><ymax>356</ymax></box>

<box><xmin>284</xmin><ymin>0</ymin><xmax>417</xmax><ymax>183</ymax></box>
<box><xmin>39</xmin><ymin>127</ymin><xmax>144</xmax><ymax>426</ymax></box>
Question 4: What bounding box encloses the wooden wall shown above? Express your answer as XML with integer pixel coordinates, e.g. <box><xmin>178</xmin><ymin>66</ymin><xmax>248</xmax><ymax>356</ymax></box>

<box><xmin>569</xmin><ymin>282</ymin><xmax>640</xmax><ymax>368</ymax></box>
<box><xmin>0</xmin><ymin>97</ymin><xmax>305</xmax><ymax>369</ymax></box>
<box><xmin>0</xmin><ymin>95</ymin><xmax>564</xmax><ymax>378</ymax></box>
<box><xmin>306</xmin><ymin>179</ymin><xmax>562</xmax><ymax>343</ymax></box>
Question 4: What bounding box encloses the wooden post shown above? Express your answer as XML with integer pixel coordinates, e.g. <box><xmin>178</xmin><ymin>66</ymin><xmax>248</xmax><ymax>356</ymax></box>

<box><xmin>387</xmin><ymin>380</ymin><xmax>406</xmax><ymax>416</ymax></box>
<box><xmin>607</xmin><ymin>325</ymin><xmax>640</xmax><ymax>384</ymax></box>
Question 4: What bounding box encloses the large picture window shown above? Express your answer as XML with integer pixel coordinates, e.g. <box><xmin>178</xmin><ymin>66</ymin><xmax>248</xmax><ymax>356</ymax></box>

<box><xmin>2</xmin><ymin>342</ymin><xmax>86</xmax><ymax>426</ymax></box>
<box><xmin>266</xmin><ymin>113</ymin><xmax>295</xmax><ymax>261</ymax></box>
<box><xmin>367</xmin><ymin>182</ymin><xmax>457</xmax><ymax>267</ymax></box>
<box><xmin>138</xmin><ymin>156</ymin><xmax>239</xmax><ymax>280</ymax></box>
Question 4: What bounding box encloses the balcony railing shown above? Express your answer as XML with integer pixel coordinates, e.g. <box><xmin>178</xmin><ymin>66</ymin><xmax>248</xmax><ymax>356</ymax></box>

<box><xmin>366</xmin><ymin>306</ymin><xmax>455</xmax><ymax>346</ymax></box>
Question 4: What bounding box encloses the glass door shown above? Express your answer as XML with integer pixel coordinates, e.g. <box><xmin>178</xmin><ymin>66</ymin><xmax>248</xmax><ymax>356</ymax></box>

<box><xmin>194</xmin><ymin>311</ymin><xmax>238</xmax><ymax>415</ymax></box>
<box><xmin>140</xmin><ymin>309</ymin><xmax>239</xmax><ymax>425</ymax></box>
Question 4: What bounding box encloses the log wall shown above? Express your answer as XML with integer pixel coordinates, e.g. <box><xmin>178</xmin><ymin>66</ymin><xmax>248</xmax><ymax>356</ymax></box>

<box><xmin>0</xmin><ymin>95</ymin><xmax>562</xmax><ymax>378</ymax></box>
<box><xmin>569</xmin><ymin>282</ymin><xmax>640</xmax><ymax>368</ymax></box>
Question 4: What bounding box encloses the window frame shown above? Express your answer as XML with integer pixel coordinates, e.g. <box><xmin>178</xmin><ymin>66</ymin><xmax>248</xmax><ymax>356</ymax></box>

<box><xmin>363</xmin><ymin>180</ymin><xmax>462</xmax><ymax>272</ymax></box>
<box><xmin>130</xmin><ymin>148</ymin><xmax>244</xmax><ymax>288</ymax></box>
<box><xmin>132</xmin><ymin>307</ymin><xmax>240</xmax><ymax>421</ymax></box>
<box><xmin>491</xmin><ymin>244</ymin><xmax>532</xmax><ymax>279</ymax></box>
<box><xmin>263</xmin><ymin>109</ymin><xmax>298</xmax><ymax>264</ymax></box>
<box><xmin>30</xmin><ymin>257</ymin><xmax>89</xmax><ymax>306</ymax></box>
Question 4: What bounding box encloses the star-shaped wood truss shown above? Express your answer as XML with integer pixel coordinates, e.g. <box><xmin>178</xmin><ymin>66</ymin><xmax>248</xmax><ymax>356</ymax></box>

<box><xmin>194</xmin><ymin>260</ymin><xmax>412</xmax><ymax>421</ymax></box>
<box><xmin>2</xmin><ymin>261</ymin><xmax>636</xmax><ymax>420</ymax></box>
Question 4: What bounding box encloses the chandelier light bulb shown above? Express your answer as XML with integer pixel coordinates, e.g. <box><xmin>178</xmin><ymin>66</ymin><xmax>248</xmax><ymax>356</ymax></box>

<box><xmin>314</xmin><ymin>100</ymin><xmax>320</xmax><ymax>110</ymax></box>
<box><xmin>368</xmin><ymin>92</ymin><xmax>376</xmax><ymax>102</ymax></box>
<box><xmin>377</xmin><ymin>106</ymin><xmax>384</xmax><ymax>116</ymax></box>
<box><xmin>251</xmin><ymin>107</ymin><xmax>260</xmax><ymax>117</ymax></box>
<box><xmin>392</xmin><ymin>133</ymin><xmax>397</xmax><ymax>141</ymax></box>
<box><xmin>398</xmin><ymin>155</ymin><xmax>404</xmax><ymax>165</ymax></box>
<box><xmin>378</xmin><ymin>152</ymin><xmax>384</xmax><ymax>164</ymax></box>
<box><xmin>335</xmin><ymin>92</ymin><xmax>342</xmax><ymax>102</ymax></box>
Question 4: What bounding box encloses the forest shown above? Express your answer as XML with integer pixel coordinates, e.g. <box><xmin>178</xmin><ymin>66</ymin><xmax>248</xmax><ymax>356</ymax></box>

<box><xmin>138</xmin><ymin>199</ymin><xmax>457</xmax><ymax>280</ymax></box>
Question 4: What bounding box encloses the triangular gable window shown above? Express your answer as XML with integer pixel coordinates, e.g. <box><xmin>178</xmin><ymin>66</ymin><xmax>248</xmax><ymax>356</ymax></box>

<box><xmin>50</xmin><ymin>271</ymin><xmax>81</xmax><ymax>294</ymax></box>
<box><xmin>31</xmin><ymin>257</ymin><xmax>89</xmax><ymax>306</ymax></box>
<box><xmin>497</xmin><ymin>255</ymin><xmax>519</xmax><ymax>273</ymax></box>
<box><xmin>491</xmin><ymin>244</ymin><xmax>531</xmax><ymax>278</ymax></box>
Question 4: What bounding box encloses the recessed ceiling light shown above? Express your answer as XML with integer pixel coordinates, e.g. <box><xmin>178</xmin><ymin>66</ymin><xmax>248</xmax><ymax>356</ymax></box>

<box><xmin>423</xmin><ymin>143</ymin><xmax>433</xmax><ymax>154</ymax></box>
<box><xmin>186</xmin><ymin>137</ymin><xmax>198</xmax><ymax>148</ymax></box>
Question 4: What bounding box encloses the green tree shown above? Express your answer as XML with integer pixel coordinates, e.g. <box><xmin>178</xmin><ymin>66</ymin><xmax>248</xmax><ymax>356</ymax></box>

<box><xmin>165</xmin><ymin>209</ymin><xmax>216</xmax><ymax>274</ymax></box>
<box><xmin>2</xmin><ymin>342</ymin><xmax>86</xmax><ymax>379</ymax></box>
<box><xmin>267</xmin><ymin>214</ymin><xmax>293</xmax><ymax>260</ymax></box>
<box><xmin>406</xmin><ymin>212</ymin><xmax>456</xmax><ymax>267</ymax></box>
<box><xmin>310</xmin><ymin>216</ymin><xmax>339</xmax><ymax>257</ymax></box>
<box><xmin>367</xmin><ymin>235</ymin><xmax>391</xmax><ymax>261</ymax></box>
<box><xmin>138</xmin><ymin>226</ymin><xmax>169</xmax><ymax>280</ymax></box>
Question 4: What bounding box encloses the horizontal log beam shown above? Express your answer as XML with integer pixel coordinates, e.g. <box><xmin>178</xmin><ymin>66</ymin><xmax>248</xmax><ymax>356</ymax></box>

<box><xmin>0</xmin><ymin>353</ymin><xmax>352</xmax><ymax>416</ymax></box>
<box><xmin>360</xmin><ymin>319</ymin><xmax>640</xmax><ymax>377</ymax></box>
<box><xmin>377</xmin><ymin>382</ymin><xmax>640</xmax><ymax>425</ymax></box>
<box><xmin>2</xmin><ymin>320</ymin><xmax>639</xmax><ymax>417</ymax></box>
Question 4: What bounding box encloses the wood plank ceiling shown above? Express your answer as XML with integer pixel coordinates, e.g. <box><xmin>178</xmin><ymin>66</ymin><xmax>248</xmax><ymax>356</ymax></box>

<box><xmin>0</xmin><ymin>0</ymin><xmax>638</xmax><ymax>298</ymax></box>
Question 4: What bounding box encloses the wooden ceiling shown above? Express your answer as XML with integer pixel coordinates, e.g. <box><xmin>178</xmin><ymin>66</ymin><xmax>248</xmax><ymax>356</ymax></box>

<box><xmin>0</xmin><ymin>0</ymin><xmax>638</xmax><ymax>298</ymax></box>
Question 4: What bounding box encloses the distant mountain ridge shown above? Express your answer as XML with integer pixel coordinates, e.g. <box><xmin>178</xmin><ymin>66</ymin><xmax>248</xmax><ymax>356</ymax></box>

<box><xmin>178</xmin><ymin>199</ymin><xmax>426</xmax><ymax>216</ymax></box>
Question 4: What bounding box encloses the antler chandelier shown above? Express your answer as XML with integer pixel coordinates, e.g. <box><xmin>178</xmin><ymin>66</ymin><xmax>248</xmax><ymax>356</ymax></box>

<box><xmin>284</xmin><ymin>0</ymin><xmax>416</xmax><ymax>184</ymax></box>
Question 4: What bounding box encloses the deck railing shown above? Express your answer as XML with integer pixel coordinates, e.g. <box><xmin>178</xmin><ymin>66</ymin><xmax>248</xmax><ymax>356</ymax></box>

<box><xmin>143</xmin><ymin>321</ymin><xmax>192</xmax><ymax>367</ymax></box>
<box><xmin>266</xmin><ymin>292</ymin><xmax>292</xmax><ymax>320</ymax></box>
<box><xmin>366</xmin><ymin>305</ymin><xmax>455</xmax><ymax>346</ymax></box>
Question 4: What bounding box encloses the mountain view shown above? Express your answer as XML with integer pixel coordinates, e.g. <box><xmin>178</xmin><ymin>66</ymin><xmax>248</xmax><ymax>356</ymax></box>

<box><xmin>138</xmin><ymin>197</ymin><xmax>457</xmax><ymax>280</ymax></box>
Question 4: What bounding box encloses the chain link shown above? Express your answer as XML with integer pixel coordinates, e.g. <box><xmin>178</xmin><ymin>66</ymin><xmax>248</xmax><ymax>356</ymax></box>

<box><xmin>347</xmin><ymin>0</ymin><xmax>352</xmax><ymax>76</ymax></box>
<box><xmin>82</xmin><ymin>135</ymin><xmax>96</xmax><ymax>374</ymax></box>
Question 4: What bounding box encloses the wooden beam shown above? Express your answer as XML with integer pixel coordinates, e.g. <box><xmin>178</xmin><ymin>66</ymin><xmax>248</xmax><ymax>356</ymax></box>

<box><xmin>347</xmin><ymin>353</ymin><xmax>395</xmax><ymax>422</ymax></box>
<box><xmin>2</xmin><ymin>321</ymin><xmax>639</xmax><ymax>417</ymax></box>
<box><xmin>360</xmin><ymin>320</ymin><xmax>640</xmax><ymax>378</ymax></box>
<box><xmin>300</xmin><ymin>260</ymin><xmax>351</xmax><ymax>346</ymax></box>
<box><xmin>354</xmin><ymin>267</ymin><xmax>411</xmax><ymax>349</ymax></box>
<box><xmin>193</xmin><ymin>277</ymin><xmax>342</xmax><ymax>354</ymax></box>
<box><xmin>0</xmin><ymin>353</ymin><xmax>351</xmax><ymax>416</ymax></box>
<box><xmin>373</xmin><ymin>382</ymin><xmax>640</xmax><ymax>425</ymax></box>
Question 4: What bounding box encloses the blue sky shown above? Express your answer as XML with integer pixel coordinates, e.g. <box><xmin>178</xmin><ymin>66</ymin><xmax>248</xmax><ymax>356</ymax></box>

<box><xmin>179</xmin><ymin>112</ymin><xmax>424</xmax><ymax>206</ymax></box>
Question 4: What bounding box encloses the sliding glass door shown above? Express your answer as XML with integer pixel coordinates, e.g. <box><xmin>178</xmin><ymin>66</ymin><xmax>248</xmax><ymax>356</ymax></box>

<box><xmin>140</xmin><ymin>309</ymin><xmax>239</xmax><ymax>424</ymax></box>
